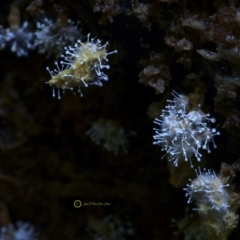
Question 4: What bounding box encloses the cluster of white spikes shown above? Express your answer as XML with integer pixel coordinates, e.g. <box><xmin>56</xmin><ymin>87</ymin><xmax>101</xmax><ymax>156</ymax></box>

<box><xmin>184</xmin><ymin>168</ymin><xmax>229</xmax><ymax>212</ymax></box>
<box><xmin>46</xmin><ymin>33</ymin><xmax>117</xmax><ymax>99</ymax></box>
<box><xmin>153</xmin><ymin>91</ymin><xmax>220</xmax><ymax>167</ymax></box>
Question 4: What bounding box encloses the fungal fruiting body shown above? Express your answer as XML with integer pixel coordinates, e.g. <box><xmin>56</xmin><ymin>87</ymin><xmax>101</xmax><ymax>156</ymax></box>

<box><xmin>153</xmin><ymin>91</ymin><xmax>220</xmax><ymax>167</ymax></box>
<box><xmin>184</xmin><ymin>169</ymin><xmax>229</xmax><ymax>212</ymax></box>
<box><xmin>0</xmin><ymin>22</ymin><xmax>34</xmax><ymax>57</ymax></box>
<box><xmin>86</xmin><ymin>119</ymin><xmax>135</xmax><ymax>155</ymax></box>
<box><xmin>46</xmin><ymin>34</ymin><xmax>117</xmax><ymax>99</ymax></box>
<box><xmin>35</xmin><ymin>18</ymin><xmax>81</xmax><ymax>58</ymax></box>
<box><xmin>184</xmin><ymin>168</ymin><xmax>240</xmax><ymax>240</ymax></box>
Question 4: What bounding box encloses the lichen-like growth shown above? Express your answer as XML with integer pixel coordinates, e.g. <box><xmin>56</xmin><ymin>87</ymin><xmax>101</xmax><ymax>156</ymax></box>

<box><xmin>139</xmin><ymin>52</ymin><xmax>171</xmax><ymax>94</ymax></box>
<box><xmin>89</xmin><ymin>0</ymin><xmax>122</xmax><ymax>24</ymax></box>
<box><xmin>46</xmin><ymin>33</ymin><xmax>117</xmax><ymax>99</ymax></box>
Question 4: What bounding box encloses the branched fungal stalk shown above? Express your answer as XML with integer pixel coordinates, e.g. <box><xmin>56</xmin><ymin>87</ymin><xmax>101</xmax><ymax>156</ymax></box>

<box><xmin>46</xmin><ymin>33</ymin><xmax>117</xmax><ymax>99</ymax></box>
<box><xmin>153</xmin><ymin>91</ymin><xmax>220</xmax><ymax>167</ymax></box>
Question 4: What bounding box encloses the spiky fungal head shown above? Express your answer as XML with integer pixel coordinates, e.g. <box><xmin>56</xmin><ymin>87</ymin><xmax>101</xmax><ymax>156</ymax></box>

<box><xmin>184</xmin><ymin>167</ymin><xmax>240</xmax><ymax>240</ymax></box>
<box><xmin>153</xmin><ymin>91</ymin><xmax>220</xmax><ymax>167</ymax></box>
<box><xmin>184</xmin><ymin>168</ymin><xmax>229</xmax><ymax>212</ymax></box>
<box><xmin>46</xmin><ymin>33</ymin><xmax>117</xmax><ymax>99</ymax></box>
